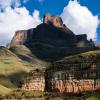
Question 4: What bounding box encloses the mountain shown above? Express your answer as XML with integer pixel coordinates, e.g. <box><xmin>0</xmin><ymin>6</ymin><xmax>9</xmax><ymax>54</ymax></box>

<box><xmin>7</xmin><ymin>13</ymin><xmax>95</xmax><ymax>62</ymax></box>
<box><xmin>0</xmin><ymin>46</ymin><xmax>29</xmax><ymax>94</ymax></box>
<box><xmin>0</xmin><ymin>13</ymin><xmax>99</xmax><ymax>95</ymax></box>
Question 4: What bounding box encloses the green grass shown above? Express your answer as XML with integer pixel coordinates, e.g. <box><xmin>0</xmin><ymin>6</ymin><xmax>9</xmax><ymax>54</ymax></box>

<box><xmin>0</xmin><ymin>48</ymin><xmax>32</xmax><ymax>94</ymax></box>
<box><xmin>0</xmin><ymin>77</ymin><xmax>16</xmax><ymax>88</ymax></box>
<box><xmin>0</xmin><ymin>46</ymin><xmax>49</xmax><ymax>95</ymax></box>
<box><xmin>86</xmin><ymin>96</ymin><xmax>99</xmax><ymax>100</ymax></box>
<box><xmin>0</xmin><ymin>57</ymin><xmax>30</xmax><ymax>75</ymax></box>
<box><xmin>0</xmin><ymin>85</ymin><xmax>11</xmax><ymax>95</ymax></box>
<box><xmin>57</xmin><ymin>50</ymin><xmax>100</xmax><ymax>63</ymax></box>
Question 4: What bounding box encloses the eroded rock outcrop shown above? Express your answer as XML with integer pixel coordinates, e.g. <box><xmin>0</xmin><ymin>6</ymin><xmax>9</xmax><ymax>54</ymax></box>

<box><xmin>10</xmin><ymin>30</ymin><xmax>27</xmax><ymax>46</ymax></box>
<box><xmin>21</xmin><ymin>70</ymin><xmax>45</xmax><ymax>91</ymax></box>
<box><xmin>43</xmin><ymin>13</ymin><xmax>64</xmax><ymax>28</ymax></box>
<box><xmin>51</xmin><ymin>79</ymin><xmax>100</xmax><ymax>93</ymax></box>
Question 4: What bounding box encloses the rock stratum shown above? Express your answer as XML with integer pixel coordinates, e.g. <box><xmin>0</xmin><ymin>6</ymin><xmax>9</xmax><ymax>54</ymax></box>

<box><xmin>46</xmin><ymin>51</ymin><xmax>100</xmax><ymax>93</ymax></box>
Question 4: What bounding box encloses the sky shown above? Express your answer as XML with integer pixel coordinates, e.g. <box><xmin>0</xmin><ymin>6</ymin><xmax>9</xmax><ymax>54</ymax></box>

<box><xmin>0</xmin><ymin>0</ymin><xmax>100</xmax><ymax>45</ymax></box>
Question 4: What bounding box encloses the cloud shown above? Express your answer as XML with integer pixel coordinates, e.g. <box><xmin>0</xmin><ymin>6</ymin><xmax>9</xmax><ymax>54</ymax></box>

<box><xmin>61</xmin><ymin>0</ymin><xmax>99</xmax><ymax>41</ymax></box>
<box><xmin>0</xmin><ymin>0</ymin><xmax>30</xmax><ymax>9</ymax></box>
<box><xmin>0</xmin><ymin>0</ymin><xmax>21</xmax><ymax>8</ymax></box>
<box><xmin>0</xmin><ymin>7</ymin><xmax>41</xmax><ymax>46</ymax></box>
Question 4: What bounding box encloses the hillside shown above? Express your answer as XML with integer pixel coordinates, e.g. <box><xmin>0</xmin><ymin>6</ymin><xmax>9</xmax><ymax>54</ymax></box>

<box><xmin>0</xmin><ymin>46</ymin><xmax>49</xmax><ymax>94</ymax></box>
<box><xmin>9</xmin><ymin>45</ymin><xmax>49</xmax><ymax>70</ymax></box>
<box><xmin>50</xmin><ymin>50</ymin><xmax>100</xmax><ymax>71</ymax></box>
<box><xmin>0</xmin><ymin>47</ymin><xmax>30</xmax><ymax>93</ymax></box>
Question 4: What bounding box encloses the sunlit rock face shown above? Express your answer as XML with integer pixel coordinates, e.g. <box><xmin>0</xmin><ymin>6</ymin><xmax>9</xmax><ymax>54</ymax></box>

<box><xmin>50</xmin><ymin>79</ymin><xmax>100</xmax><ymax>93</ymax></box>
<box><xmin>43</xmin><ymin>13</ymin><xmax>64</xmax><ymax>28</ymax></box>
<box><xmin>8</xmin><ymin>29</ymin><xmax>33</xmax><ymax>47</ymax></box>
<box><xmin>46</xmin><ymin>70</ymin><xmax>100</xmax><ymax>93</ymax></box>
<box><xmin>21</xmin><ymin>70</ymin><xmax>45</xmax><ymax>92</ymax></box>
<box><xmin>10</xmin><ymin>30</ymin><xmax>27</xmax><ymax>46</ymax></box>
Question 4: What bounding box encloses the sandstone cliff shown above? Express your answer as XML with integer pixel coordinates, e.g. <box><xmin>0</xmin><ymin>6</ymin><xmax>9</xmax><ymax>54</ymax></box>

<box><xmin>45</xmin><ymin>50</ymin><xmax>100</xmax><ymax>93</ymax></box>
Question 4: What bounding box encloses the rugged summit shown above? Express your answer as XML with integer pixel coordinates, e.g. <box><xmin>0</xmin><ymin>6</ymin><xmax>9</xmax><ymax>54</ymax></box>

<box><xmin>43</xmin><ymin>13</ymin><xmax>64</xmax><ymax>28</ymax></box>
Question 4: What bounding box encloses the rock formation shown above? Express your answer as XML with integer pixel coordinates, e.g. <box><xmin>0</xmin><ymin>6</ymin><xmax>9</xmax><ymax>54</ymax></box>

<box><xmin>43</xmin><ymin>13</ymin><xmax>64</xmax><ymax>28</ymax></box>
<box><xmin>51</xmin><ymin>79</ymin><xmax>100</xmax><ymax>93</ymax></box>
<box><xmin>7</xmin><ymin>13</ymin><xmax>95</xmax><ymax>62</ymax></box>
<box><xmin>21</xmin><ymin>70</ymin><xmax>45</xmax><ymax>91</ymax></box>
<box><xmin>45</xmin><ymin>51</ymin><xmax>100</xmax><ymax>93</ymax></box>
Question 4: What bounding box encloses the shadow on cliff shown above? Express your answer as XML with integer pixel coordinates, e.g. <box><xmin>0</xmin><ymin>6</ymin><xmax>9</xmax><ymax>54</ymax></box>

<box><xmin>25</xmin><ymin>23</ymin><xmax>94</xmax><ymax>63</ymax></box>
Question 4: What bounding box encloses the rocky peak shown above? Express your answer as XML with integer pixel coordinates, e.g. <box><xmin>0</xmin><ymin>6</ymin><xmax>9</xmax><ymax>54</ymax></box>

<box><xmin>43</xmin><ymin>13</ymin><xmax>64</xmax><ymax>28</ymax></box>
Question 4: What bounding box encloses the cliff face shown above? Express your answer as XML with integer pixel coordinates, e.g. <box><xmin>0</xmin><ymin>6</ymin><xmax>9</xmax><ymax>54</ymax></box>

<box><xmin>10</xmin><ymin>30</ymin><xmax>27</xmax><ymax>46</ymax></box>
<box><xmin>8</xmin><ymin>13</ymin><xmax>94</xmax><ymax>48</ymax></box>
<box><xmin>45</xmin><ymin>51</ymin><xmax>100</xmax><ymax>93</ymax></box>
<box><xmin>51</xmin><ymin>79</ymin><xmax>100</xmax><ymax>93</ymax></box>
<box><xmin>8</xmin><ymin>28</ymin><xmax>34</xmax><ymax>47</ymax></box>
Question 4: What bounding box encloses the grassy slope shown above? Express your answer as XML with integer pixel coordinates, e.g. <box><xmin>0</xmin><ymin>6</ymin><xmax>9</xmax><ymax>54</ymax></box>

<box><xmin>10</xmin><ymin>45</ymin><xmax>50</xmax><ymax>71</ymax></box>
<box><xmin>0</xmin><ymin>85</ymin><xmax>11</xmax><ymax>94</ymax></box>
<box><xmin>56</xmin><ymin>50</ymin><xmax>100</xmax><ymax>63</ymax></box>
<box><xmin>0</xmin><ymin>47</ymin><xmax>32</xmax><ymax>94</ymax></box>
<box><xmin>0</xmin><ymin>46</ymin><xmax>49</xmax><ymax>94</ymax></box>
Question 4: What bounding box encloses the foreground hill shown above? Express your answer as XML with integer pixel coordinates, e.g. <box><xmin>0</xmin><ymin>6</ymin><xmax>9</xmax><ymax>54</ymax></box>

<box><xmin>0</xmin><ymin>46</ymin><xmax>48</xmax><ymax>94</ymax></box>
<box><xmin>0</xmin><ymin>46</ymin><xmax>30</xmax><ymax>94</ymax></box>
<box><xmin>48</xmin><ymin>50</ymin><xmax>100</xmax><ymax>72</ymax></box>
<box><xmin>45</xmin><ymin>50</ymin><xmax>100</xmax><ymax>93</ymax></box>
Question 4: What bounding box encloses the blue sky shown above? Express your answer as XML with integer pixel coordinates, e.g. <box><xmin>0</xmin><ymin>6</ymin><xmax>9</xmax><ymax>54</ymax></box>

<box><xmin>25</xmin><ymin>0</ymin><xmax>100</xmax><ymax>43</ymax></box>
<box><xmin>0</xmin><ymin>0</ymin><xmax>100</xmax><ymax>45</ymax></box>
<box><xmin>24</xmin><ymin>0</ymin><xmax>100</xmax><ymax>18</ymax></box>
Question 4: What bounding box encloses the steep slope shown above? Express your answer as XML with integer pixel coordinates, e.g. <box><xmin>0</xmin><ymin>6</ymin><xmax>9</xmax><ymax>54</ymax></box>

<box><xmin>0</xmin><ymin>85</ymin><xmax>11</xmax><ymax>94</ymax></box>
<box><xmin>10</xmin><ymin>45</ymin><xmax>50</xmax><ymax>70</ymax></box>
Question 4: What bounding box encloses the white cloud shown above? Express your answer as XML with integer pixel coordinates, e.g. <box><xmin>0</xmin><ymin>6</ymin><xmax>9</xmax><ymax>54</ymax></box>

<box><xmin>0</xmin><ymin>0</ymin><xmax>21</xmax><ymax>8</ymax></box>
<box><xmin>0</xmin><ymin>7</ymin><xmax>41</xmax><ymax>46</ymax></box>
<box><xmin>61</xmin><ymin>0</ymin><xmax>99</xmax><ymax>41</ymax></box>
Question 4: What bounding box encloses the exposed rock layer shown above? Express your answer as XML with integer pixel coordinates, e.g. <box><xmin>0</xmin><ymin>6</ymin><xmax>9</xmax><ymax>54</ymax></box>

<box><xmin>51</xmin><ymin>79</ymin><xmax>100</xmax><ymax>93</ymax></box>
